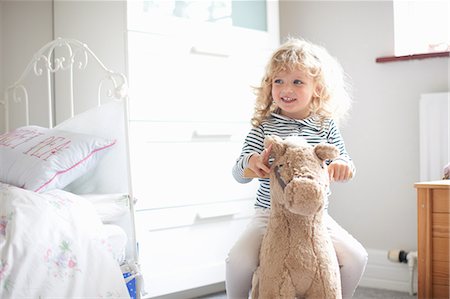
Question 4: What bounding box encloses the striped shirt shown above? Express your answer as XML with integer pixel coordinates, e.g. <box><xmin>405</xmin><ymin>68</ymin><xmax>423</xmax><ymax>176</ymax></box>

<box><xmin>232</xmin><ymin>113</ymin><xmax>355</xmax><ymax>209</ymax></box>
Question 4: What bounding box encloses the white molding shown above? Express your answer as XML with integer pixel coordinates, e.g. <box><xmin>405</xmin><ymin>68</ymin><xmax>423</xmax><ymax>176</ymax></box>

<box><xmin>359</xmin><ymin>248</ymin><xmax>417</xmax><ymax>294</ymax></box>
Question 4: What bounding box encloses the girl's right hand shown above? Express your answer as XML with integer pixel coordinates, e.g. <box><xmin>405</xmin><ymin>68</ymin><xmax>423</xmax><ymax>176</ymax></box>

<box><xmin>247</xmin><ymin>144</ymin><xmax>272</xmax><ymax>178</ymax></box>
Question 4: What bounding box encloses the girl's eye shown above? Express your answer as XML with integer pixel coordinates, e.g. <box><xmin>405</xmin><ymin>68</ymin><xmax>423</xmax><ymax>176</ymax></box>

<box><xmin>293</xmin><ymin>79</ymin><xmax>303</xmax><ymax>85</ymax></box>
<box><xmin>273</xmin><ymin>79</ymin><xmax>283</xmax><ymax>84</ymax></box>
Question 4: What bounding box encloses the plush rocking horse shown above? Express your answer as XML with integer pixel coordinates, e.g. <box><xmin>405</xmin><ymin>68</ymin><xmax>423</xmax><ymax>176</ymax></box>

<box><xmin>250</xmin><ymin>135</ymin><xmax>342</xmax><ymax>299</ymax></box>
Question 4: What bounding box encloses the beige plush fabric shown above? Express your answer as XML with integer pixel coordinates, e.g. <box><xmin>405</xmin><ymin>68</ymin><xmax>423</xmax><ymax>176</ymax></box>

<box><xmin>251</xmin><ymin>135</ymin><xmax>342</xmax><ymax>299</ymax></box>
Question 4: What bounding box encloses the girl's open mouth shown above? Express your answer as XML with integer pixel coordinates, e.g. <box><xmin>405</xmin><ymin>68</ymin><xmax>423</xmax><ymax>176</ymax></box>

<box><xmin>281</xmin><ymin>97</ymin><xmax>297</xmax><ymax>103</ymax></box>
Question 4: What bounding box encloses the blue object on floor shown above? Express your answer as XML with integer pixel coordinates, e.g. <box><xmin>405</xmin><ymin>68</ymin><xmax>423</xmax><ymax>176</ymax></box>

<box><xmin>123</xmin><ymin>271</ymin><xmax>136</xmax><ymax>299</ymax></box>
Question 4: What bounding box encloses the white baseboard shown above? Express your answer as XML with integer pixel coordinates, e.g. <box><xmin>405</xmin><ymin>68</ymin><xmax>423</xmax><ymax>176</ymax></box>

<box><xmin>359</xmin><ymin>248</ymin><xmax>417</xmax><ymax>294</ymax></box>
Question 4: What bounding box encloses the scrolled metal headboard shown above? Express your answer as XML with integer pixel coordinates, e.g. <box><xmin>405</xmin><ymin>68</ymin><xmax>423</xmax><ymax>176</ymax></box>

<box><xmin>1</xmin><ymin>37</ymin><xmax>128</xmax><ymax>131</ymax></box>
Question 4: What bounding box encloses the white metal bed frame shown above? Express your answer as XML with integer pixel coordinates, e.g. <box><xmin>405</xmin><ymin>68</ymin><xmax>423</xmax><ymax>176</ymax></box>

<box><xmin>0</xmin><ymin>37</ymin><xmax>140</xmax><ymax>298</ymax></box>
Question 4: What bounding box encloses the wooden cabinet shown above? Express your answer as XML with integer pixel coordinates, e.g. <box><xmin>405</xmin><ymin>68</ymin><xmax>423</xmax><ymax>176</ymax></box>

<box><xmin>415</xmin><ymin>180</ymin><xmax>450</xmax><ymax>299</ymax></box>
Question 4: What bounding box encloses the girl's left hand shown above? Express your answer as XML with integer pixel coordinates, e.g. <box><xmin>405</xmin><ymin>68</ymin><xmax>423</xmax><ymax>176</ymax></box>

<box><xmin>328</xmin><ymin>160</ymin><xmax>353</xmax><ymax>182</ymax></box>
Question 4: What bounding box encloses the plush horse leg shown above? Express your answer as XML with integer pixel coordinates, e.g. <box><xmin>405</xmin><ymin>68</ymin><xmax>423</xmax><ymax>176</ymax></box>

<box><xmin>278</xmin><ymin>271</ymin><xmax>296</xmax><ymax>299</ymax></box>
<box><xmin>305</xmin><ymin>282</ymin><xmax>341</xmax><ymax>299</ymax></box>
<box><xmin>305</xmin><ymin>267</ymin><xmax>342</xmax><ymax>299</ymax></box>
<box><xmin>255</xmin><ymin>269</ymin><xmax>295</xmax><ymax>299</ymax></box>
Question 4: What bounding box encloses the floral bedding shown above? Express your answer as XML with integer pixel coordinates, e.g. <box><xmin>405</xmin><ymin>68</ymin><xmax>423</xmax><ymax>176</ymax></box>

<box><xmin>0</xmin><ymin>182</ymin><xmax>130</xmax><ymax>298</ymax></box>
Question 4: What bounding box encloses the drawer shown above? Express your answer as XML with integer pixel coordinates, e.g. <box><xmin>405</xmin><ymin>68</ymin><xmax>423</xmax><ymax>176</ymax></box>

<box><xmin>127</xmin><ymin>32</ymin><xmax>264</xmax><ymax>123</ymax></box>
<box><xmin>130</xmin><ymin>122</ymin><xmax>259</xmax><ymax>209</ymax></box>
<box><xmin>130</xmin><ymin>121</ymin><xmax>250</xmax><ymax>143</ymax></box>
<box><xmin>139</xmin><ymin>218</ymin><xmax>251</xmax><ymax>297</ymax></box>
<box><xmin>433</xmin><ymin>237</ymin><xmax>449</xmax><ymax>262</ymax></box>
<box><xmin>432</xmin><ymin>284</ymin><xmax>449</xmax><ymax>299</ymax></box>
<box><xmin>135</xmin><ymin>199</ymin><xmax>255</xmax><ymax>231</ymax></box>
<box><xmin>432</xmin><ymin>213</ymin><xmax>450</xmax><ymax>238</ymax></box>
<box><xmin>433</xmin><ymin>189</ymin><xmax>450</xmax><ymax>213</ymax></box>
<box><xmin>135</xmin><ymin>201</ymin><xmax>255</xmax><ymax>298</ymax></box>
<box><xmin>432</xmin><ymin>260</ymin><xmax>449</xmax><ymax>286</ymax></box>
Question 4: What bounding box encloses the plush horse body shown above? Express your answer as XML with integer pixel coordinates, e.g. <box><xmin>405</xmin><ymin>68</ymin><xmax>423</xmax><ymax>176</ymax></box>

<box><xmin>251</xmin><ymin>136</ymin><xmax>342</xmax><ymax>299</ymax></box>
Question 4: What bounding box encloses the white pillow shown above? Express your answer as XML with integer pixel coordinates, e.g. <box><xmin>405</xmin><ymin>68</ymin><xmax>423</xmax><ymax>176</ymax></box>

<box><xmin>57</xmin><ymin>101</ymin><xmax>129</xmax><ymax>194</ymax></box>
<box><xmin>0</xmin><ymin>125</ymin><xmax>115</xmax><ymax>192</ymax></box>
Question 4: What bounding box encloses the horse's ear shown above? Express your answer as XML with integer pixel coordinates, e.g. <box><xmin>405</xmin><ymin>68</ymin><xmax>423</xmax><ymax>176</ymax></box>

<box><xmin>314</xmin><ymin>143</ymin><xmax>339</xmax><ymax>161</ymax></box>
<box><xmin>264</xmin><ymin>135</ymin><xmax>286</xmax><ymax>158</ymax></box>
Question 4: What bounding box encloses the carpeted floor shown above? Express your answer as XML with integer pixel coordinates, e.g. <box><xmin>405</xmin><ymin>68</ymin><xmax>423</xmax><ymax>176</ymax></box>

<box><xmin>197</xmin><ymin>287</ymin><xmax>417</xmax><ymax>299</ymax></box>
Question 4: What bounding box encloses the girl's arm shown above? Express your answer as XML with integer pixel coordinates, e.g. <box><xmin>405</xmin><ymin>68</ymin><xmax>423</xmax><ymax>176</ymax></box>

<box><xmin>326</xmin><ymin>119</ymin><xmax>356</xmax><ymax>181</ymax></box>
<box><xmin>232</xmin><ymin>126</ymin><xmax>266</xmax><ymax>183</ymax></box>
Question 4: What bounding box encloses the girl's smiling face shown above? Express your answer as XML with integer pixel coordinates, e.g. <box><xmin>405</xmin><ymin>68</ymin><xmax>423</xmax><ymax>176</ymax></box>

<box><xmin>271</xmin><ymin>69</ymin><xmax>317</xmax><ymax>120</ymax></box>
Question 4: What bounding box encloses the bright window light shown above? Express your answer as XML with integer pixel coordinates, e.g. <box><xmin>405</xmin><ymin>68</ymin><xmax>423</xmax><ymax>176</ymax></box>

<box><xmin>394</xmin><ymin>0</ymin><xmax>450</xmax><ymax>56</ymax></box>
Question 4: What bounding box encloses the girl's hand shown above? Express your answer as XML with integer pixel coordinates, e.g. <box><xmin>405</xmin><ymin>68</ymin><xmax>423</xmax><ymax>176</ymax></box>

<box><xmin>247</xmin><ymin>144</ymin><xmax>273</xmax><ymax>178</ymax></box>
<box><xmin>328</xmin><ymin>160</ymin><xmax>353</xmax><ymax>182</ymax></box>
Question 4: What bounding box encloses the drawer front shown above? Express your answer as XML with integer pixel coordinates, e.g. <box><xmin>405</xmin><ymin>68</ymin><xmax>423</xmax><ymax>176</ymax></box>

<box><xmin>139</xmin><ymin>218</ymin><xmax>250</xmax><ymax>297</ymax></box>
<box><xmin>432</xmin><ymin>213</ymin><xmax>450</xmax><ymax>238</ymax></box>
<box><xmin>432</xmin><ymin>284</ymin><xmax>449</xmax><ymax>299</ymax></box>
<box><xmin>130</xmin><ymin>122</ymin><xmax>259</xmax><ymax>209</ymax></box>
<box><xmin>433</xmin><ymin>189</ymin><xmax>450</xmax><ymax>213</ymax></box>
<box><xmin>432</xmin><ymin>260</ymin><xmax>449</xmax><ymax>286</ymax></box>
<box><xmin>135</xmin><ymin>199</ymin><xmax>255</xmax><ymax>231</ymax></box>
<box><xmin>127</xmin><ymin>32</ymin><xmax>266</xmax><ymax>123</ymax></box>
<box><xmin>433</xmin><ymin>237</ymin><xmax>449</xmax><ymax>262</ymax></box>
<box><xmin>135</xmin><ymin>201</ymin><xmax>254</xmax><ymax>298</ymax></box>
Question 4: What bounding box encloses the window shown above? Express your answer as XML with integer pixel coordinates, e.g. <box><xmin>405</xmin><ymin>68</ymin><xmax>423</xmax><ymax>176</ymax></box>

<box><xmin>139</xmin><ymin>0</ymin><xmax>268</xmax><ymax>31</ymax></box>
<box><xmin>394</xmin><ymin>1</ymin><xmax>449</xmax><ymax>56</ymax></box>
<box><xmin>128</xmin><ymin>0</ymin><xmax>269</xmax><ymax>33</ymax></box>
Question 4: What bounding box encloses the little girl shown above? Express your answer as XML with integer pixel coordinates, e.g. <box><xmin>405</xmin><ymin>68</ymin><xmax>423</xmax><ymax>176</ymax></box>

<box><xmin>227</xmin><ymin>38</ymin><xmax>368</xmax><ymax>299</ymax></box>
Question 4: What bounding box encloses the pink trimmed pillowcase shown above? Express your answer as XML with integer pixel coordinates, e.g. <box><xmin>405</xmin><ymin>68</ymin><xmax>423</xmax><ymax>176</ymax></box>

<box><xmin>0</xmin><ymin>125</ymin><xmax>115</xmax><ymax>193</ymax></box>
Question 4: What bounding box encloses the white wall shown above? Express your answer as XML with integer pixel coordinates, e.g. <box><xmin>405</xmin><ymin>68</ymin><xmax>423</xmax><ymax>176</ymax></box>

<box><xmin>53</xmin><ymin>1</ymin><xmax>126</xmax><ymax>76</ymax></box>
<box><xmin>0</xmin><ymin>0</ymin><xmax>127</xmax><ymax>130</ymax></box>
<box><xmin>279</xmin><ymin>0</ymin><xmax>448</xmax><ymax>289</ymax></box>
<box><xmin>53</xmin><ymin>1</ymin><xmax>127</xmax><ymax>123</ymax></box>
<box><xmin>0</xmin><ymin>0</ymin><xmax>53</xmax><ymax>132</ymax></box>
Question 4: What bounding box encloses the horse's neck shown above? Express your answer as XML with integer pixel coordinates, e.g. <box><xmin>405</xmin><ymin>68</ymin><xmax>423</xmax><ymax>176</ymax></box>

<box><xmin>270</xmin><ymin>200</ymin><xmax>325</xmax><ymax>238</ymax></box>
<box><xmin>269</xmin><ymin>174</ymin><xmax>325</xmax><ymax>235</ymax></box>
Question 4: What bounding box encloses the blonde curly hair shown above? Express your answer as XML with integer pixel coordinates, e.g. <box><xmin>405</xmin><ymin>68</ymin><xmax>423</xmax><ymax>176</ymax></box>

<box><xmin>251</xmin><ymin>38</ymin><xmax>352</xmax><ymax>127</ymax></box>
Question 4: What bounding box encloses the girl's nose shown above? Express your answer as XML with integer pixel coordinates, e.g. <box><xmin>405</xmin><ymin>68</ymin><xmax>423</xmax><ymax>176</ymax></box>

<box><xmin>281</xmin><ymin>86</ymin><xmax>294</xmax><ymax>95</ymax></box>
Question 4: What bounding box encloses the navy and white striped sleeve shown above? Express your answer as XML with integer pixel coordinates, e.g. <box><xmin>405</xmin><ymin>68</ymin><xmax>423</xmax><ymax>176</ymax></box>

<box><xmin>326</xmin><ymin>119</ymin><xmax>356</xmax><ymax>176</ymax></box>
<box><xmin>232</xmin><ymin>125</ymin><xmax>265</xmax><ymax>183</ymax></box>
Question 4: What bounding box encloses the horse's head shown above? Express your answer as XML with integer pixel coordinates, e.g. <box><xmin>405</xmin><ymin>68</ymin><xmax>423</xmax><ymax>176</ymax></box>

<box><xmin>266</xmin><ymin>135</ymin><xmax>339</xmax><ymax>216</ymax></box>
